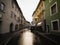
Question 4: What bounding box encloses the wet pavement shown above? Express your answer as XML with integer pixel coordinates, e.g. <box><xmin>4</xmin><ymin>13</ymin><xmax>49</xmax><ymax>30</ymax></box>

<box><xmin>6</xmin><ymin>28</ymin><xmax>58</xmax><ymax>45</ymax></box>
<box><xmin>7</xmin><ymin>29</ymin><xmax>41</xmax><ymax>45</ymax></box>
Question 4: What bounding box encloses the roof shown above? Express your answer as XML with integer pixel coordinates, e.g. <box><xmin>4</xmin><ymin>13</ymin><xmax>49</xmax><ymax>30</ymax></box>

<box><xmin>32</xmin><ymin>0</ymin><xmax>45</xmax><ymax>16</ymax></box>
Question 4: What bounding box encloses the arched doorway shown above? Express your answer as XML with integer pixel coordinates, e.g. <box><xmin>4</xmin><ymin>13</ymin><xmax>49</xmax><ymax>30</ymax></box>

<box><xmin>15</xmin><ymin>24</ymin><xmax>18</xmax><ymax>31</ymax></box>
<box><xmin>10</xmin><ymin>23</ymin><xmax>13</xmax><ymax>32</ymax></box>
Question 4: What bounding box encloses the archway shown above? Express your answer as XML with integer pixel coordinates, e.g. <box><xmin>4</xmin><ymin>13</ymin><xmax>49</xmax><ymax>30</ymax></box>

<box><xmin>10</xmin><ymin>23</ymin><xmax>13</xmax><ymax>32</ymax></box>
<box><xmin>15</xmin><ymin>24</ymin><xmax>18</xmax><ymax>31</ymax></box>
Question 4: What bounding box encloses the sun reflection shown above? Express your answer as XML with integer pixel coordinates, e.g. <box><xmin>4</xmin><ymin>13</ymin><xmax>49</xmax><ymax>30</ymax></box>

<box><xmin>18</xmin><ymin>31</ymin><xmax>34</xmax><ymax>45</ymax></box>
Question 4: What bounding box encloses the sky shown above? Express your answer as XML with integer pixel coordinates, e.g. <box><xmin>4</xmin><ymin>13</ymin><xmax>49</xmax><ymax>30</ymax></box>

<box><xmin>17</xmin><ymin>0</ymin><xmax>40</xmax><ymax>22</ymax></box>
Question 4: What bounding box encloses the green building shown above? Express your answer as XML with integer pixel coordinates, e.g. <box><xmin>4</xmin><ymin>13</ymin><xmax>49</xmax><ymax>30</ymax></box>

<box><xmin>45</xmin><ymin>0</ymin><xmax>60</xmax><ymax>33</ymax></box>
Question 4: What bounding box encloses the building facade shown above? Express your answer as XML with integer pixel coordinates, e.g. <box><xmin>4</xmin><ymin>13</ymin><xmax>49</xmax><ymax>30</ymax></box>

<box><xmin>19</xmin><ymin>14</ymin><xmax>27</xmax><ymax>29</ymax></box>
<box><xmin>25</xmin><ymin>21</ymin><xmax>31</xmax><ymax>28</ymax></box>
<box><xmin>45</xmin><ymin>0</ymin><xmax>60</xmax><ymax>33</ymax></box>
<box><xmin>32</xmin><ymin>0</ymin><xmax>46</xmax><ymax>32</ymax></box>
<box><xmin>0</xmin><ymin>0</ymin><xmax>25</xmax><ymax>34</ymax></box>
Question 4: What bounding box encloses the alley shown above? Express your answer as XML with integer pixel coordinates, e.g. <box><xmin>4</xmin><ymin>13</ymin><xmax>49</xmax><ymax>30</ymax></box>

<box><xmin>5</xmin><ymin>28</ymin><xmax>58</xmax><ymax>45</ymax></box>
<box><xmin>7</xmin><ymin>29</ymin><xmax>41</xmax><ymax>45</ymax></box>
<box><xmin>0</xmin><ymin>0</ymin><xmax>60</xmax><ymax>45</ymax></box>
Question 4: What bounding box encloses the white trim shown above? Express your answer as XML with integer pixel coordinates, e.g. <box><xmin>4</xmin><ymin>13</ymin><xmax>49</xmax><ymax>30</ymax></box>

<box><xmin>50</xmin><ymin>2</ymin><xmax>58</xmax><ymax>16</ymax></box>
<box><xmin>51</xmin><ymin>19</ymin><xmax>59</xmax><ymax>31</ymax></box>
<box><xmin>49</xmin><ymin>0</ymin><xmax>52</xmax><ymax>3</ymax></box>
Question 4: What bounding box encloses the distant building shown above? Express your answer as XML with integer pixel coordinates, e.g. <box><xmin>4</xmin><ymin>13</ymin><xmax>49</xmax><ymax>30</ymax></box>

<box><xmin>45</xmin><ymin>0</ymin><xmax>60</xmax><ymax>33</ymax></box>
<box><xmin>0</xmin><ymin>0</ymin><xmax>25</xmax><ymax>34</ymax></box>
<box><xmin>25</xmin><ymin>21</ymin><xmax>31</xmax><ymax>28</ymax></box>
<box><xmin>31</xmin><ymin>21</ymin><xmax>35</xmax><ymax>26</ymax></box>
<box><xmin>19</xmin><ymin>15</ymin><xmax>27</xmax><ymax>29</ymax></box>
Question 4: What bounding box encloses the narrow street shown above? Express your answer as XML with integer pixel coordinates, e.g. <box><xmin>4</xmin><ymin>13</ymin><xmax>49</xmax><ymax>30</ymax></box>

<box><xmin>5</xmin><ymin>28</ymin><xmax>58</xmax><ymax>45</ymax></box>
<box><xmin>0</xmin><ymin>0</ymin><xmax>60</xmax><ymax>45</ymax></box>
<box><xmin>7</xmin><ymin>28</ymin><xmax>41</xmax><ymax>45</ymax></box>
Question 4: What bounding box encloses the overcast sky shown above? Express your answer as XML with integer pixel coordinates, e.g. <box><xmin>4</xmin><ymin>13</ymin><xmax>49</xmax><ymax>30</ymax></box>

<box><xmin>17</xmin><ymin>0</ymin><xmax>40</xmax><ymax>22</ymax></box>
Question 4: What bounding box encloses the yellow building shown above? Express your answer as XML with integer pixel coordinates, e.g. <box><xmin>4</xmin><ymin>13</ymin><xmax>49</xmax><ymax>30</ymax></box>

<box><xmin>32</xmin><ymin>0</ymin><xmax>46</xmax><ymax>32</ymax></box>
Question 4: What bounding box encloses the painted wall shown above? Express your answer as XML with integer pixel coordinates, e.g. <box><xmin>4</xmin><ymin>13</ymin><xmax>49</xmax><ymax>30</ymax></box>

<box><xmin>45</xmin><ymin>0</ymin><xmax>60</xmax><ymax>32</ymax></box>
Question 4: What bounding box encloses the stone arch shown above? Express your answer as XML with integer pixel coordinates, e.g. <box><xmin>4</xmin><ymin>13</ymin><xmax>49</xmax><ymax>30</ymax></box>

<box><xmin>10</xmin><ymin>23</ymin><xmax>13</xmax><ymax>32</ymax></box>
<box><xmin>15</xmin><ymin>24</ymin><xmax>18</xmax><ymax>31</ymax></box>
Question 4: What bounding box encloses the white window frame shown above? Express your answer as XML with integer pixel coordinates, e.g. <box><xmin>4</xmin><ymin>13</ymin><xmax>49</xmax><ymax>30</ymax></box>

<box><xmin>50</xmin><ymin>2</ymin><xmax>58</xmax><ymax>16</ymax></box>
<box><xmin>49</xmin><ymin>0</ymin><xmax>52</xmax><ymax>3</ymax></box>
<box><xmin>51</xmin><ymin>19</ymin><xmax>59</xmax><ymax>31</ymax></box>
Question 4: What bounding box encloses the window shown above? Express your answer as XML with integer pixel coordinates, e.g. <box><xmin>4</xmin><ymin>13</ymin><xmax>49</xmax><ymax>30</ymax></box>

<box><xmin>0</xmin><ymin>2</ymin><xmax>5</xmax><ymax>11</ymax></box>
<box><xmin>51</xmin><ymin>4</ymin><xmax>56</xmax><ymax>14</ymax></box>
<box><xmin>50</xmin><ymin>2</ymin><xmax>58</xmax><ymax>15</ymax></box>
<box><xmin>35</xmin><ymin>18</ymin><xmax>37</xmax><ymax>21</ymax></box>
<box><xmin>51</xmin><ymin>19</ymin><xmax>59</xmax><ymax>30</ymax></box>
<box><xmin>14</xmin><ymin>14</ymin><xmax>16</xmax><ymax>20</ymax></box>
<box><xmin>17</xmin><ymin>17</ymin><xmax>20</xmax><ymax>22</ymax></box>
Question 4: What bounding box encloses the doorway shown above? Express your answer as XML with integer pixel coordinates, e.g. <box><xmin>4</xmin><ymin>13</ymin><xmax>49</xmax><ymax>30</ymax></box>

<box><xmin>10</xmin><ymin>23</ymin><xmax>13</xmax><ymax>32</ymax></box>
